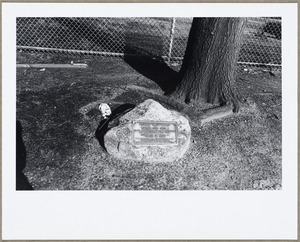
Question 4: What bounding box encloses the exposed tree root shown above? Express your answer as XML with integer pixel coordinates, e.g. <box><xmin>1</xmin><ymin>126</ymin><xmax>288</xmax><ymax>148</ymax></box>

<box><xmin>199</xmin><ymin>105</ymin><xmax>233</xmax><ymax>125</ymax></box>
<box><xmin>126</xmin><ymin>85</ymin><xmax>240</xmax><ymax>125</ymax></box>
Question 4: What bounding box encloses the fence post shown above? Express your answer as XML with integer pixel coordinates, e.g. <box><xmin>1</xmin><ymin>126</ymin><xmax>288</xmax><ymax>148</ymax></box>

<box><xmin>167</xmin><ymin>18</ymin><xmax>176</xmax><ymax>64</ymax></box>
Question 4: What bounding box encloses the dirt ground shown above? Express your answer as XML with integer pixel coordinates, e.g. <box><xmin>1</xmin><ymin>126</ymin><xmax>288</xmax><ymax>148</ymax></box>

<box><xmin>16</xmin><ymin>51</ymin><xmax>282</xmax><ymax>190</ymax></box>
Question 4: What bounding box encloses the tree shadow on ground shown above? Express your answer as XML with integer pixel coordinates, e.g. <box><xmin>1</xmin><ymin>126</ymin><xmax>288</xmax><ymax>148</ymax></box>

<box><xmin>123</xmin><ymin>20</ymin><xmax>180</xmax><ymax>95</ymax></box>
<box><xmin>16</xmin><ymin>120</ymin><xmax>33</xmax><ymax>190</ymax></box>
<box><xmin>124</xmin><ymin>55</ymin><xmax>179</xmax><ymax>95</ymax></box>
<box><xmin>124</xmin><ymin>46</ymin><xmax>179</xmax><ymax>95</ymax></box>
<box><xmin>95</xmin><ymin>103</ymin><xmax>136</xmax><ymax>151</ymax></box>
<box><xmin>57</xmin><ymin>18</ymin><xmax>180</xmax><ymax>95</ymax></box>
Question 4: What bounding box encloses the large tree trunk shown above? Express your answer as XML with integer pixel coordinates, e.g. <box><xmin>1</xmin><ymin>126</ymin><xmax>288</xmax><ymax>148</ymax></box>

<box><xmin>172</xmin><ymin>18</ymin><xmax>245</xmax><ymax>107</ymax></box>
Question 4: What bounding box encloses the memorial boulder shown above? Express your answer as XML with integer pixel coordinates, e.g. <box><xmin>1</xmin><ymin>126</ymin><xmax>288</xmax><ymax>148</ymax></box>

<box><xmin>104</xmin><ymin>99</ymin><xmax>191</xmax><ymax>163</ymax></box>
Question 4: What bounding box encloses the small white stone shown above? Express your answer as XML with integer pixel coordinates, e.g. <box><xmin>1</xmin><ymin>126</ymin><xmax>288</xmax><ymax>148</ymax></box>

<box><xmin>99</xmin><ymin>103</ymin><xmax>112</xmax><ymax>119</ymax></box>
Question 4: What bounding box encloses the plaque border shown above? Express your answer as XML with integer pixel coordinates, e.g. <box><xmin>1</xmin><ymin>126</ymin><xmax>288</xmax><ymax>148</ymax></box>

<box><xmin>131</xmin><ymin>120</ymin><xmax>178</xmax><ymax>146</ymax></box>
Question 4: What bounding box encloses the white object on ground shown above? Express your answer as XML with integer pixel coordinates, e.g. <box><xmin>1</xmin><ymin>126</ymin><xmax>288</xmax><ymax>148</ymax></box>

<box><xmin>99</xmin><ymin>103</ymin><xmax>112</xmax><ymax>119</ymax></box>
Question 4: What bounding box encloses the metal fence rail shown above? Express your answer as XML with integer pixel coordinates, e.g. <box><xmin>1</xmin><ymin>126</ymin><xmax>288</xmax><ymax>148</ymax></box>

<box><xmin>17</xmin><ymin>17</ymin><xmax>281</xmax><ymax>68</ymax></box>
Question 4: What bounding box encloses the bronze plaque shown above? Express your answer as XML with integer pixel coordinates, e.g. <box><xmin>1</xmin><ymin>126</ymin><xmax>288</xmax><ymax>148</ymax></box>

<box><xmin>132</xmin><ymin>121</ymin><xmax>178</xmax><ymax>145</ymax></box>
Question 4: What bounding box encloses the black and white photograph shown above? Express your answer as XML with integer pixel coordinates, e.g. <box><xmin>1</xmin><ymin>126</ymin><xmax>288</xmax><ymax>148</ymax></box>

<box><xmin>2</xmin><ymin>2</ymin><xmax>297</xmax><ymax>240</ymax></box>
<box><xmin>15</xmin><ymin>16</ymin><xmax>283</xmax><ymax>191</ymax></box>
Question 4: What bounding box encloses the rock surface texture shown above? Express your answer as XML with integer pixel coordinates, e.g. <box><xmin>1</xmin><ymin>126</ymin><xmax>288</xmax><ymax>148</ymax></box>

<box><xmin>104</xmin><ymin>99</ymin><xmax>191</xmax><ymax>163</ymax></box>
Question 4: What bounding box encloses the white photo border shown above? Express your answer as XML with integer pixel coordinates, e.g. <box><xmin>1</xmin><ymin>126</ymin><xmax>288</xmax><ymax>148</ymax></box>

<box><xmin>2</xmin><ymin>3</ymin><xmax>298</xmax><ymax>240</ymax></box>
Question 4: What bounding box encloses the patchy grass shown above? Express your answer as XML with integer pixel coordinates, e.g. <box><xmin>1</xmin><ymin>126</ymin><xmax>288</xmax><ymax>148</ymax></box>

<box><xmin>17</xmin><ymin>51</ymin><xmax>281</xmax><ymax>190</ymax></box>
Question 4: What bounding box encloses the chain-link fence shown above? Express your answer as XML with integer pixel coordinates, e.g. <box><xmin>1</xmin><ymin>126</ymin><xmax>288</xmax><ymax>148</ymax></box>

<box><xmin>17</xmin><ymin>17</ymin><xmax>281</xmax><ymax>68</ymax></box>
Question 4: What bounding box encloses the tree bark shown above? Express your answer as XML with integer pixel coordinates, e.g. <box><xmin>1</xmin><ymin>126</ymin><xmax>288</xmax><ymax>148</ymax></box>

<box><xmin>172</xmin><ymin>18</ymin><xmax>245</xmax><ymax>107</ymax></box>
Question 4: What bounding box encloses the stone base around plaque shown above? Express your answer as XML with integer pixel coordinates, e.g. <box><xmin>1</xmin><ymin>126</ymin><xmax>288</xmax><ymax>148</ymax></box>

<box><xmin>104</xmin><ymin>99</ymin><xmax>191</xmax><ymax>163</ymax></box>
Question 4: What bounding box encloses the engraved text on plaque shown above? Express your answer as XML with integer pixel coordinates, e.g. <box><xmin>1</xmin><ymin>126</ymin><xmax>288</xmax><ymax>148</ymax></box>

<box><xmin>132</xmin><ymin>121</ymin><xmax>178</xmax><ymax>145</ymax></box>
